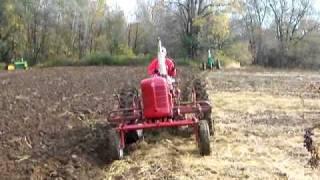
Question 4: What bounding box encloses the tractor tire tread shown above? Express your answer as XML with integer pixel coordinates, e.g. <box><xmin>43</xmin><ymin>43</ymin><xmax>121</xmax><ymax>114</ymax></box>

<box><xmin>198</xmin><ymin>120</ymin><xmax>211</xmax><ymax>156</ymax></box>
<box><xmin>107</xmin><ymin>128</ymin><xmax>123</xmax><ymax>160</ymax></box>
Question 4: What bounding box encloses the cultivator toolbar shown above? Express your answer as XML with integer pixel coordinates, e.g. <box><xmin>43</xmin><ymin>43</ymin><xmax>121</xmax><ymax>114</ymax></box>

<box><xmin>108</xmin><ymin>82</ymin><xmax>213</xmax><ymax>159</ymax></box>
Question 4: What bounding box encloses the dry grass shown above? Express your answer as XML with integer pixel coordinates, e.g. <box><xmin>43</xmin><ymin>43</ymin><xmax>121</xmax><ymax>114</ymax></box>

<box><xmin>213</xmin><ymin>91</ymin><xmax>320</xmax><ymax>113</ymax></box>
<box><xmin>104</xmin><ymin>133</ymin><xmax>215</xmax><ymax>180</ymax></box>
<box><xmin>210</xmin><ymin>91</ymin><xmax>320</xmax><ymax>179</ymax></box>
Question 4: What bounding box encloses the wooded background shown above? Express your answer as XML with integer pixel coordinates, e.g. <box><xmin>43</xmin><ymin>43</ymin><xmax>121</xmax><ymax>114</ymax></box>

<box><xmin>0</xmin><ymin>0</ymin><xmax>319</xmax><ymax>68</ymax></box>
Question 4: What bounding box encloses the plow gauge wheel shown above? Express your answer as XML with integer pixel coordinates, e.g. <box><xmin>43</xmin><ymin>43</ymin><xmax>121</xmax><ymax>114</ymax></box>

<box><xmin>198</xmin><ymin>120</ymin><xmax>211</xmax><ymax>156</ymax></box>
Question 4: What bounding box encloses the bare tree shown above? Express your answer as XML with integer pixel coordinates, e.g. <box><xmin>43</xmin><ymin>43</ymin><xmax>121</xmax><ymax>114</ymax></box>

<box><xmin>243</xmin><ymin>0</ymin><xmax>268</xmax><ymax>64</ymax></box>
<box><xmin>169</xmin><ymin>0</ymin><xmax>228</xmax><ymax>58</ymax></box>
<box><xmin>268</xmin><ymin>0</ymin><xmax>314</xmax><ymax>49</ymax></box>
<box><xmin>266</xmin><ymin>0</ymin><xmax>319</xmax><ymax>67</ymax></box>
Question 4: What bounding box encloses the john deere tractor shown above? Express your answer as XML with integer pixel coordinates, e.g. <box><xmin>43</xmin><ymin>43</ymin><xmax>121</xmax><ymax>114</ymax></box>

<box><xmin>6</xmin><ymin>58</ymin><xmax>28</xmax><ymax>71</ymax></box>
<box><xmin>201</xmin><ymin>50</ymin><xmax>221</xmax><ymax>70</ymax></box>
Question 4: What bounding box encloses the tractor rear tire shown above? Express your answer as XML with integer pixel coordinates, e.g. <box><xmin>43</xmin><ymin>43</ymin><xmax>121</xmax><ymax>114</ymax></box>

<box><xmin>118</xmin><ymin>86</ymin><xmax>142</xmax><ymax>144</ymax></box>
<box><xmin>193</xmin><ymin>78</ymin><xmax>209</xmax><ymax>101</ymax></box>
<box><xmin>118</xmin><ymin>86</ymin><xmax>139</xmax><ymax>116</ymax></box>
<box><xmin>209</xmin><ymin>63</ymin><xmax>213</xmax><ymax>70</ymax></box>
<box><xmin>204</xmin><ymin>111</ymin><xmax>214</xmax><ymax>136</ymax></box>
<box><xmin>193</xmin><ymin>79</ymin><xmax>214</xmax><ymax>135</ymax></box>
<box><xmin>216</xmin><ymin>60</ymin><xmax>221</xmax><ymax>70</ymax></box>
<box><xmin>182</xmin><ymin>79</ymin><xmax>214</xmax><ymax>136</ymax></box>
<box><xmin>201</xmin><ymin>62</ymin><xmax>206</xmax><ymax>71</ymax></box>
<box><xmin>108</xmin><ymin>128</ymin><xmax>123</xmax><ymax>160</ymax></box>
<box><xmin>198</xmin><ymin>120</ymin><xmax>211</xmax><ymax>156</ymax></box>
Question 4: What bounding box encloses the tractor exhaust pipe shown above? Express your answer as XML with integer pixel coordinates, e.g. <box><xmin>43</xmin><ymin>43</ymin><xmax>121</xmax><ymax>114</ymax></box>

<box><xmin>157</xmin><ymin>37</ymin><xmax>167</xmax><ymax>76</ymax></box>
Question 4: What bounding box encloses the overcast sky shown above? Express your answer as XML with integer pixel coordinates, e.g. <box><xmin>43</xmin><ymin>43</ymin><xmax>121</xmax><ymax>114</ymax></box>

<box><xmin>108</xmin><ymin>0</ymin><xmax>138</xmax><ymax>22</ymax></box>
<box><xmin>109</xmin><ymin>0</ymin><xmax>320</xmax><ymax>23</ymax></box>
<box><xmin>315</xmin><ymin>0</ymin><xmax>320</xmax><ymax>11</ymax></box>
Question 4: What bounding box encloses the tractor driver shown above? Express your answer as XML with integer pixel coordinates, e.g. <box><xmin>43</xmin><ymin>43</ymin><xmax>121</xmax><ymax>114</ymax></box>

<box><xmin>147</xmin><ymin>47</ymin><xmax>176</xmax><ymax>78</ymax></box>
<box><xmin>148</xmin><ymin>46</ymin><xmax>179</xmax><ymax>98</ymax></box>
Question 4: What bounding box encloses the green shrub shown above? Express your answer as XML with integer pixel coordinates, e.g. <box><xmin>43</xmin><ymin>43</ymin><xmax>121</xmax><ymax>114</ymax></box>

<box><xmin>39</xmin><ymin>58</ymin><xmax>77</xmax><ymax>67</ymax></box>
<box><xmin>41</xmin><ymin>53</ymin><xmax>154</xmax><ymax>67</ymax></box>
<box><xmin>81</xmin><ymin>53</ymin><xmax>152</xmax><ymax>66</ymax></box>
<box><xmin>115</xmin><ymin>44</ymin><xmax>135</xmax><ymax>57</ymax></box>
<box><xmin>223</xmin><ymin>41</ymin><xmax>252</xmax><ymax>65</ymax></box>
<box><xmin>39</xmin><ymin>53</ymin><xmax>202</xmax><ymax>68</ymax></box>
<box><xmin>0</xmin><ymin>63</ymin><xmax>5</xmax><ymax>70</ymax></box>
<box><xmin>174</xmin><ymin>58</ymin><xmax>199</xmax><ymax>66</ymax></box>
<box><xmin>173</xmin><ymin>58</ymin><xmax>186</xmax><ymax>66</ymax></box>
<box><xmin>215</xmin><ymin>50</ymin><xmax>236</xmax><ymax>66</ymax></box>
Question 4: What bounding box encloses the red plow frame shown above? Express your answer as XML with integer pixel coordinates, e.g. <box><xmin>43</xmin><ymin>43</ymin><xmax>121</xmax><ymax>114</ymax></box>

<box><xmin>108</xmin><ymin>87</ymin><xmax>212</xmax><ymax>158</ymax></box>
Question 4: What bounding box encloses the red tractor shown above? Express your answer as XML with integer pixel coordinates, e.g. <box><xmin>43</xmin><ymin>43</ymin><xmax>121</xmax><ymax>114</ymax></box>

<box><xmin>108</xmin><ymin>39</ymin><xmax>213</xmax><ymax>159</ymax></box>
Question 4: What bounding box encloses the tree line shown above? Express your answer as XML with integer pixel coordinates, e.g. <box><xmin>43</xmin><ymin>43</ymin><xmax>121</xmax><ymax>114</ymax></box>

<box><xmin>0</xmin><ymin>0</ymin><xmax>319</xmax><ymax>68</ymax></box>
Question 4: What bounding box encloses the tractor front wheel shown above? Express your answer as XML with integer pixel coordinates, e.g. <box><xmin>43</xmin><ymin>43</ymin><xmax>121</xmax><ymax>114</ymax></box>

<box><xmin>198</xmin><ymin>120</ymin><xmax>211</xmax><ymax>156</ymax></box>
<box><xmin>108</xmin><ymin>128</ymin><xmax>123</xmax><ymax>160</ymax></box>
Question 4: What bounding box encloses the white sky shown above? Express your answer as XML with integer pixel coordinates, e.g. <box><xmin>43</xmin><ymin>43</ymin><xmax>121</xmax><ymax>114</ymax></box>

<box><xmin>315</xmin><ymin>0</ymin><xmax>320</xmax><ymax>11</ymax></box>
<box><xmin>108</xmin><ymin>0</ymin><xmax>138</xmax><ymax>22</ymax></box>
<box><xmin>109</xmin><ymin>0</ymin><xmax>320</xmax><ymax>22</ymax></box>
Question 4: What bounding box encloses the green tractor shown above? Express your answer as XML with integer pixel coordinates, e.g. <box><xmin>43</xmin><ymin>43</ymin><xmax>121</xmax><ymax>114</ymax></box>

<box><xmin>201</xmin><ymin>49</ymin><xmax>221</xmax><ymax>70</ymax></box>
<box><xmin>14</xmin><ymin>58</ymin><xmax>29</xmax><ymax>70</ymax></box>
<box><xmin>6</xmin><ymin>58</ymin><xmax>29</xmax><ymax>71</ymax></box>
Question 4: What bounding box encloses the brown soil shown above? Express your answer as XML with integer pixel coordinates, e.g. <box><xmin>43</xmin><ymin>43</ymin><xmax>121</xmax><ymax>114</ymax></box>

<box><xmin>2</xmin><ymin>66</ymin><xmax>320</xmax><ymax>179</ymax></box>
<box><xmin>0</xmin><ymin>66</ymin><xmax>196</xmax><ymax>180</ymax></box>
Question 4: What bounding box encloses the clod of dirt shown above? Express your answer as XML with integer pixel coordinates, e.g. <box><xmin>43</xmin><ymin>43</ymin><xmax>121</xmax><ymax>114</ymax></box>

<box><xmin>304</xmin><ymin>128</ymin><xmax>320</xmax><ymax>168</ymax></box>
